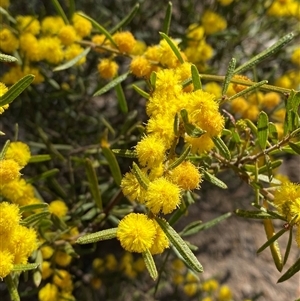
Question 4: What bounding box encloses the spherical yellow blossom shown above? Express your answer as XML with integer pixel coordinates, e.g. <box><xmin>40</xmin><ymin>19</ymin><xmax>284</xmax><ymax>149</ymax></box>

<box><xmin>205</xmin><ymin>82</ymin><xmax>222</xmax><ymax>98</ymax></box>
<box><xmin>54</xmin><ymin>250</ymin><xmax>72</xmax><ymax>267</ymax></box>
<box><xmin>230</xmin><ymin>97</ymin><xmax>249</xmax><ymax>115</ymax></box>
<box><xmin>291</xmin><ymin>48</ymin><xmax>300</xmax><ymax>66</ymax></box>
<box><xmin>121</xmin><ymin>171</ymin><xmax>147</xmax><ymax>203</ymax></box>
<box><xmin>105</xmin><ymin>254</ymin><xmax>118</xmax><ymax>271</ymax></box>
<box><xmin>97</xmin><ymin>59</ymin><xmax>119</xmax><ymax>79</ymax></box>
<box><xmin>38</xmin><ymin>283</ymin><xmax>59</xmax><ymax>301</ymax></box>
<box><xmin>53</xmin><ymin>269</ymin><xmax>73</xmax><ymax>292</ymax></box>
<box><xmin>19</xmin><ymin>33</ymin><xmax>41</xmax><ymax>61</ymax></box>
<box><xmin>92</xmin><ymin>258</ymin><xmax>105</xmax><ymax>273</ymax></box>
<box><xmin>145</xmin><ymin>177</ymin><xmax>181</xmax><ymax>214</ymax></box>
<box><xmin>64</xmin><ymin>44</ymin><xmax>86</xmax><ymax>66</ymax></box>
<box><xmin>48</xmin><ymin>200</ymin><xmax>68</xmax><ymax>217</ymax></box>
<box><xmin>0</xmin><ymin>28</ymin><xmax>19</xmax><ymax>54</ymax></box>
<box><xmin>218</xmin><ymin>0</ymin><xmax>234</xmax><ymax>5</ymax></box>
<box><xmin>116</xmin><ymin>213</ymin><xmax>156</xmax><ymax>253</ymax></box>
<box><xmin>16</xmin><ymin>15</ymin><xmax>40</xmax><ymax>35</ymax></box>
<box><xmin>0</xmin><ymin>202</ymin><xmax>20</xmax><ymax>235</ymax></box>
<box><xmin>149</xmin><ymin>221</ymin><xmax>169</xmax><ymax>255</ymax></box>
<box><xmin>158</xmin><ymin>38</ymin><xmax>184</xmax><ymax>68</ymax></box>
<box><xmin>185</xmin><ymin>133</ymin><xmax>215</xmax><ymax>154</ymax></box>
<box><xmin>58</xmin><ymin>25</ymin><xmax>78</xmax><ymax>46</ymax></box>
<box><xmin>243</xmin><ymin>104</ymin><xmax>259</xmax><ymax>121</ymax></box>
<box><xmin>9</xmin><ymin>225</ymin><xmax>37</xmax><ymax>264</ymax></box>
<box><xmin>91</xmin><ymin>34</ymin><xmax>110</xmax><ymax>52</ymax></box>
<box><xmin>275</xmin><ymin>74</ymin><xmax>292</xmax><ymax>89</ymax></box>
<box><xmin>232</xmin><ymin>75</ymin><xmax>252</xmax><ymax>93</ymax></box>
<box><xmin>72</xmin><ymin>13</ymin><xmax>92</xmax><ymax>38</ymax></box>
<box><xmin>41</xmin><ymin>261</ymin><xmax>53</xmax><ymax>279</ymax></box>
<box><xmin>39</xmin><ymin>36</ymin><xmax>64</xmax><ymax>64</ymax></box>
<box><xmin>248</xmin><ymin>91</ymin><xmax>264</xmax><ymax>105</ymax></box>
<box><xmin>261</xmin><ymin>92</ymin><xmax>281</xmax><ymax>109</ymax></box>
<box><xmin>5</xmin><ymin>141</ymin><xmax>31</xmax><ymax>168</ymax></box>
<box><xmin>202</xmin><ymin>278</ymin><xmax>219</xmax><ymax>291</ymax></box>
<box><xmin>0</xmin><ymin>159</ymin><xmax>21</xmax><ymax>184</ymax></box>
<box><xmin>183</xmin><ymin>273</ymin><xmax>199</xmax><ymax>296</ymax></box>
<box><xmin>41</xmin><ymin>16</ymin><xmax>65</xmax><ymax>35</ymax></box>
<box><xmin>130</xmin><ymin>56</ymin><xmax>152</xmax><ymax>78</ymax></box>
<box><xmin>113</xmin><ymin>31</ymin><xmax>136</xmax><ymax>53</ymax></box>
<box><xmin>172</xmin><ymin>258</ymin><xmax>186</xmax><ymax>273</ymax></box>
<box><xmin>169</xmin><ymin>160</ymin><xmax>202</xmax><ymax>190</ymax></box>
<box><xmin>202</xmin><ymin>10</ymin><xmax>227</xmax><ymax>35</ymax></box>
<box><xmin>132</xmin><ymin>257</ymin><xmax>146</xmax><ymax>272</ymax></box>
<box><xmin>58</xmin><ymin>292</ymin><xmax>75</xmax><ymax>301</ymax></box>
<box><xmin>131</xmin><ymin>40</ymin><xmax>147</xmax><ymax>55</ymax></box>
<box><xmin>0</xmin><ymin>0</ymin><xmax>10</xmax><ymax>8</ymax></box>
<box><xmin>202</xmin><ymin>297</ymin><xmax>213</xmax><ymax>301</ymax></box>
<box><xmin>0</xmin><ymin>249</ymin><xmax>14</xmax><ymax>278</ymax></box>
<box><xmin>136</xmin><ymin>135</ymin><xmax>166</xmax><ymax>167</ymax></box>
<box><xmin>218</xmin><ymin>285</ymin><xmax>233</xmax><ymax>301</ymax></box>
<box><xmin>186</xmin><ymin>23</ymin><xmax>205</xmax><ymax>46</ymax></box>
<box><xmin>0</xmin><ymin>82</ymin><xmax>9</xmax><ymax>114</ymax></box>
<box><xmin>41</xmin><ymin>245</ymin><xmax>54</xmax><ymax>259</ymax></box>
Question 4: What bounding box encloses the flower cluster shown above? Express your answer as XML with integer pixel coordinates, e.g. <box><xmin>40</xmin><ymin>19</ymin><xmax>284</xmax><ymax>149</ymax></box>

<box><xmin>267</xmin><ymin>0</ymin><xmax>300</xmax><ymax>19</ymax></box>
<box><xmin>273</xmin><ymin>181</ymin><xmax>300</xmax><ymax>247</ymax></box>
<box><xmin>0</xmin><ymin>202</ymin><xmax>37</xmax><ymax>278</ymax></box>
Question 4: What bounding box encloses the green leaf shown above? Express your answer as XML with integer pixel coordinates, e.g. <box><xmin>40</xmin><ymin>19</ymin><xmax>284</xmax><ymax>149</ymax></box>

<box><xmin>115</xmin><ymin>82</ymin><xmax>128</xmax><ymax>113</ymax></box>
<box><xmin>257</xmin><ymin>227</ymin><xmax>287</xmax><ymax>253</ymax></box>
<box><xmin>222</xmin><ymin>58</ymin><xmax>236</xmax><ymax>96</ymax></box>
<box><xmin>110</xmin><ymin>3</ymin><xmax>140</xmax><ymax>34</ymax></box>
<box><xmin>173</xmin><ymin>112</ymin><xmax>180</xmax><ymax>136</ymax></box>
<box><xmin>76</xmin><ymin>228</ymin><xmax>117</xmax><ymax>244</ymax></box>
<box><xmin>112</xmin><ymin>149</ymin><xmax>137</xmax><ymax>158</ymax></box>
<box><xmin>20</xmin><ymin>211</ymin><xmax>50</xmax><ymax>227</ymax></box>
<box><xmin>29</xmin><ymin>154</ymin><xmax>52</xmax><ymax>163</ymax></box>
<box><xmin>234</xmin><ymin>32</ymin><xmax>294</xmax><ymax>74</ymax></box>
<box><xmin>0</xmin><ymin>53</ymin><xmax>18</xmax><ymax>63</ymax></box>
<box><xmin>159</xmin><ymin>32</ymin><xmax>184</xmax><ymax>64</ymax></box>
<box><xmin>102</xmin><ymin>146</ymin><xmax>122</xmax><ymax>186</ymax></box>
<box><xmin>150</xmin><ymin>71</ymin><xmax>157</xmax><ymax>89</ymax></box>
<box><xmin>288</xmin><ymin>141</ymin><xmax>300</xmax><ymax>154</ymax></box>
<box><xmin>162</xmin><ymin>2</ymin><xmax>172</xmax><ymax>35</ymax></box>
<box><xmin>12</xmin><ymin>263</ymin><xmax>39</xmax><ymax>272</ymax></box>
<box><xmin>245</xmin><ymin>119</ymin><xmax>258</xmax><ymax>136</ymax></box>
<box><xmin>268</xmin><ymin>122</ymin><xmax>278</xmax><ymax>141</ymax></box>
<box><xmin>0</xmin><ymin>140</ymin><xmax>10</xmax><ymax>160</ymax></box>
<box><xmin>51</xmin><ymin>0</ymin><xmax>68</xmax><ymax>23</ymax></box>
<box><xmin>191</xmin><ymin>64</ymin><xmax>202</xmax><ymax>90</ymax></box>
<box><xmin>19</xmin><ymin>203</ymin><xmax>48</xmax><ymax>213</ymax></box>
<box><xmin>277</xmin><ymin>257</ymin><xmax>300</xmax><ymax>283</ymax></box>
<box><xmin>53</xmin><ymin>47</ymin><xmax>91</xmax><ymax>71</ymax></box>
<box><xmin>132</xmin><ymin>84</ymin><xmax>150</xmax><ymax>99</ymax></box>
<box><xmin>283</xmin><ymin>226</ymin><xmax>293</xmax><ymax>265</ymax></box>
<box><xmin>202</xmin><ymin>170</ymin><xmax>227</xmax><ymax>189</ymax></box>
<box><xmin>258</xmin><ymin>159</ymin><xmax>282</xmax><ymax>174</ymax></box>
<box><xmin>77</xmin><ymin>12</ymin><xmax>117</xmax><ymax>47</ymax></box>
<box><xmin>142</xmin><ymin>249</ymin><xmax>158</xmax><ymax>280</ymax></box>
<box><xmin>181</xmin><ymin>213</ymin><xmax>231</xmax><ymax>237</ymax></box>
<box><xmin>155</xmin><ymin>217</ymin><xmax>203</xmax><ymax>273</ymax></box>
<box><xmin>235</xmin><ymin>209</ymin><xmax>278</xmax><ymax>219</ymax></box>
<box><xmin>132</xmin><ymin>161</ymin><xmax>149</xmax><ymax>190</ymax></box>
<box><xmin>167</xmin><ymin>146</ymin><xmax>191</xmax><ymax>170</ymax></box>
<box><xmin>93</xmin><ymin>72</ymin><xmax>129</xmax><ymax>96</ymax></box>
<box><xmin>85</xmin><ymin>158</ymin><xmax>103</xmax><ymax>210</ymax></box>
<box><xmin>257</xmin><ymin>111</ymin><xmax>269</xmax><ymax>150</ymax></box>
<box><xmin>27</xmin><ymin>168</ymin><xmax>60</xmax><ymax>183</ymax></box>
<box><xmin>212</xmin><ymin>136</ymin><xmax>231</xmax><ymax>160</ymax></box>
<box><xmin>227</xmin><ymin>80</ymin><xmax>268</xmax><ymax>102</ymax></box>
<box><xmin>0</xmin><ymin>74</ymin><xmax>35</xmax><ymax>107</ymax></box>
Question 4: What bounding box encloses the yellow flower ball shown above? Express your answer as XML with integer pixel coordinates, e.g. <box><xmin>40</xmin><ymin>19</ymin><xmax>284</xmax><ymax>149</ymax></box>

<box><xmin>218</xmin><ymin>285</ymin><xmax>233</xmax><ymax>301</ymax></box>
<box><xmin>130</xmin><ymin>56</ymin><xmax>152</xmax><ymax>78</ymax></box>
<box><xmin>72</xmin><ymin>13</ymin><xmax>92</xmax><ymax>38</ymax></box>
<box><xmin>53</xmin><ymin>269</ymin><xmax>73</xmax><ymax>292</ymax></box>
<box><xmin>0</xmin><ymin>28</ymin><xmax>19</xmax><ymax>53</ymax></box>
<box><xmin>149</xmin><ymin>221</ymin><xmax>169</xmax><ymax>255</ymax></box>
<box><xmin>38</xmin><ymin>283</ymin><xmax>59</xmax><ymax>301</ymax></box>
<box><xmin>202</xmin><ymin>10</ymin><xmax>227</xmax><ymax>35</ymax></box>
<box><xmin>41</xmin><ymin>261</ymin><xmax>53</xmax><ymax>280</ymax></box>
<box><xmin>41</xmin><ymin>16</ymin><xmax>65</xmax><ymax>35</ymax></box>
<box><xmin>0</xmin><ymin>202</ymin><xmax>20</xmax><ymax>235</ymax></box>
<box><xmin>16</xmin><ymin>15</ymin><xmax>40</xmax><ymax>35</ymax></box>
<box><xmin>64</xmin><ymin>44</ymin><xmax>86</xmax><ymax>66</ymax></box>
<box><xmin>202</xmin><ymin>278</ymin><xmax>219</xmax><ymax>291</ymax></box>
<box><xmin>39</xmin><ymin>36</ymin><xmax>64</xmax><ymax>64</ymax></box>
<box><xmin>145</xmin><ymin>177</ymin><xmax>181</xmax><ymax>214</ymax></box>
<box><xmin>116</xmin><ymin>213</ymin><xmax>156</xmax><ymax>253</ymax></box>
<box><xmin>97</xmin><ymin>59</ymin><xmax>119</xmax><ymax>79</ymax></box>
<box><xmin>58</xmin><ymin>25</ymin><xmax>78</xmax><ymax>46</ymax></box>
<box><xmin>0</xmin><ymin>249</ymin><xmax>14</xmax><ymax>278</ymax></box>
<box><xmin>5</xmin><ymin>141</ymin><xmax>31</xmax><ymax>168</ymax></box>
<box><xmin>48</xmin><ymin>200</ymin><xmax>68</xmax><ymax>217</ymax></box>
<box><xmin>41</xmin><ymin>245</ymin><xmax>54</xmax><ymax>259</ymax></box>
<box><xmin>105</xmin><ymin>254</ymin><xmax>118</xmax><ymax>271</ymax></box>
<box><xmin>291</xmin><ymin>48</ymin><xmax>300</xmax><ymax>66</ymax></box>
<box><xmin>121</xmin><ymin>171</ymin><xmax>147</xmax><ymax>203</ymax></box>
<box><xmin>261</xmin><ymin>92</ymin><xmax>281</xmax><ymax>109</ymax></box>
<box><xmin>0</xmin><ymin>159</ymin><xmax>21</xmax><ymax>184</ymax></box>
<box><xmin>113</xmin><ymin>31</ymin><xmax>136</xmax><ymax>53</ymax></box>
<box><xmin>54</xmin><ymin>250</ymin><xmax>72</xmax><ymax>267</ymax></box>
<box><xmin>0</xmin><ymin>0</ymin><xmax>10</xmax><ymax>9</ymax></box>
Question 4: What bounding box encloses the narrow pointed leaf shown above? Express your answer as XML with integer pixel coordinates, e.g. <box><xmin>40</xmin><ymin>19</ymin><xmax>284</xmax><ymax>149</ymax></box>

<box><xmin>76</xmin><ymin>228</ymin><xmax>117</xmax><ymax>244</ymax></box>
<box><xmin>115</xmin><ymin>82</ymin><xmax>128</xmax><ymax>113</ymax></box>
<box><xmin>155</xmin><ymin>217</ymin><xmax>203</xmax><ymax>273</ymax></box>
<box><xmin>0</xmin><ymin>140</ymin><xmax>10</xmax><ymax>160</ymax></box>
<box><xmin>110</xmin><ymin>3</ymin><xmax>140</xmax><ymax>34</ymax></box>
<box><xmin>288</xmin><ymin>141</ymin><xmax>300</xmax><ymax>154</ymax></box>
<box><xmin>85</xmin><ymin>158</ymin><xmax>103</xmax><ymax>210</ymax></box>
<box><xmin>0</xmin><ymin>74</ymin><xmax>34</xmax><ymax>106</ymax></box>
<box><xmin>150</xmin><ymin>71</ymin><xmax>157</xmax><ymax>89</ymax></box>
<box><xmin>19</xmin><ymin>203</ymin><xmax>48</xmax><ymax>213</ymax></box>
<box><xmin>93</xmin><ymin>72</ymin><xmax>129</xmax><ymax>96</ymax></box>
<box><xmin>277</xmin><ymin>257</ymin><xmax>300</xmax><ymax>283</ymax></box>
<box><xmin>102</xmin><ymin>146</ymin><xmax>122</xmax><ymax>186</ymax></box>
<box><xmin>51</xmin><ymin>0</ymin><xmax>69</xmax><ymax>24</ymax></box>
<box><xmin>258</xmin><ymin>159</ymin><xmax>282</xmax><ymax>174</ymax></box>
<box><xmin>191</xmin><ymin>64</ymin><xmax>202</xmax><ymax>90</ymax></box>
<box><xmin>142</xmin><ymin>248</ymin><xmax>158</xmax><ymax>280</ymax></box>
<box><xmin>173</xmin><ymin>112</ymin><xmax>180</xmax><ymax>136</ymax></box>
<box><xmin>167</xmin><ymin>146</ymin><xmax>191</xmax><ymax>170</ymax></box>
<box><xmin>77</xmin><ymin>12</ymin><xmax>117</xmax><ymax>47</ymax></box>
<box><xmin>212</xmin><ymin>136</ymin><xmax>231</xmax><ymax>160</ymax></box>
<box><xmin>162</xmin><ymin>2</ymin><xmax>172</xmax><ymax>35</ymax></box>
<box><xmin>283</xmin><ymin>226</ymin><xmax>293</xmax><ymax>265</ymax></box>
<box><xmin>234</xmin><ymin>32</ymin><xmax>294</xmax><ymax>74</ymax></box>
<box><xmin>202</xmin><ymin>170</ymin><xmax>227</xmax><ymax>189</ymax></box>
<box><xmin>159</xmin><ymin>32</ymin><xmax>184</xmax><ymax>64</ymax></box>
<box><xmin>132</xmin><ymin>161</ymin><xmax>149</xmax><ymax>189</ymax></box>
<box><xmin>0</xmin><ymin>53</ymin><xmax>18</xmax><ymax>62</ymax></box>
<box><xmin>20</xmin><ymin>211</ymin><xmax>50</xmax><ymax>227</ymax></box>
<box><xmin>268</xmin><ymin>122</ymin><xmax>278</xmax><ymax>141</ymax></box>
<box><xmin>180</xmin><ymin>109</ymin><xmax>206</xmax><ymax>138</ymax></box>
<box><xmin>53</xmin><ymin>47</ymin><xmax>91</xmax><ymax>71</ymax></box>
<box><xmin>12</xmin><ymin>263</ymin><xmax>39</xmax><ymax>272</ymax></box>
<box><xmin>235</xmin><ymin>209</ymin><xmax>278</xmax><ymax>219</ymax></box>
<box><xmin>257</xmin><ymin>111</ymin><xmax>269</xmax><ymax>150</ymax></box>
<box><xmin>132</xmin><ymin>84</ymin><xmax>150</xmax><ymax>99</ymax></box>
<box><xmin>112</xmin><ymin>149</ymin><xmax>137</xmax><ymax>158</ymax></box>
<box><xmin>29</xmin><ymin>154</ymin><xmax>52</xmax><ymax>163</ymax></box>
<box><xmin>222</xmin><ymin>58</ymin><xmax>236</xmax><ymax>95</ymax></box>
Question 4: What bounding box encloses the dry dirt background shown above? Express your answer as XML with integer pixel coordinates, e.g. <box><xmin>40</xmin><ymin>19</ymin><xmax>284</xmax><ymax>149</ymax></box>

<box><xmin>184</xmin><ymin>155</ymin><xmax>300</xmax><ymax>301</ymax></box>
